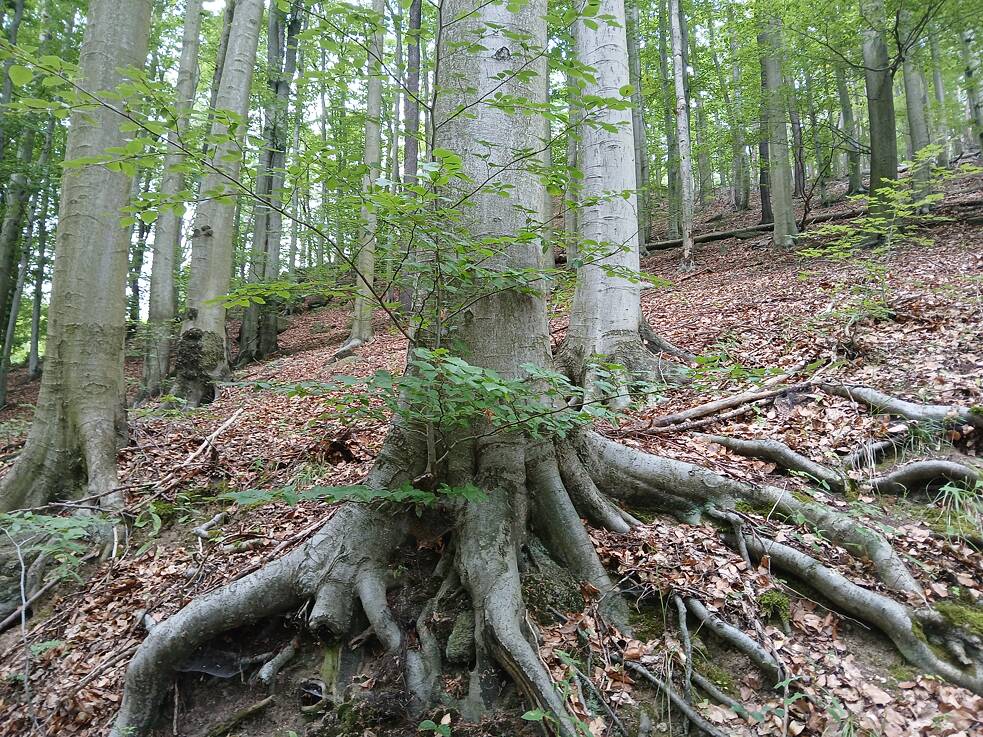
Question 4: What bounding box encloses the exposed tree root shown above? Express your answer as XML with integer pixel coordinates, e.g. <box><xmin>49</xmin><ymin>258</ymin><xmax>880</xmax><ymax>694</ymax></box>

<box><xmin>842</xmin><ymin>437</ymin><xmax>902</xmax><ymax>469</ymax></box>
<box><xmin>690</xmin><ymin>669</ymin><xmax>742</xmax><ymax>711</ymax></box>
<box><xmin>868</xmin><ymin>459</ymin><xmax>981</xmax><ymax>495</ymax></box>
<box><xmin>645</xmin><ymin>382</ymin><xmax>810</xmax><ymax>431</ymax></box>
<box><xmin>640</xmin><ymin>320</ymin><xmax>697</xmax><ymax>363</ymax></box>
<box><xmin>697</xmin><ymin>433</ymin><xmax>846</xmax><ymax>492</ymax></box>
<box><xmin>684</xmin><ymin>597</ymin><xmax>783</xmax><ymax>688</ymax></box>
<box><xmin>330</xmin><ymin>335</ymin><xmax>367</xmax><ymax>363</ymax></box>
<box><xmin>820</xmin><ymin>383</ymin><xmax>983</xmax><ymax>432</ymax></box>
<box><xmin>742</xmin><ymin>535</ymin><xmax>983</xmax><ymax>695</ymax></box>
<box><xmin>581</xmin><ymin>431</ymin><xmax>921</xmax><ymax>595</ymax></box>
<box><xmin>624</xmin><ymin>660</ymin><xmax>728</xmax><ymax>737</ymax></box>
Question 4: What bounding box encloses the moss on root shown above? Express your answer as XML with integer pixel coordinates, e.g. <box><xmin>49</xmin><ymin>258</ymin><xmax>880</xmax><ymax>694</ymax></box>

<box><xmin>696</xmin><ymin>661</ymin><xmax>736</xmax><ymax>695</ymax></box>
<box><xmin>935</xmin><ymin>602</ymin><xmax>983</xmax><ymax>638</ymax></box>
<box><xmin>758</xmin><ymin>589</ymin><xmax>791</xmax><ymax>629</ymax></box>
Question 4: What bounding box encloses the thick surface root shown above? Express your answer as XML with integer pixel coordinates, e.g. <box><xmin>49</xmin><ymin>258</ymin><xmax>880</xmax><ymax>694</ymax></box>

<box><xmin>743</xmin><ymin>535</ymin><xmax>983</xmax><ymax>695</ymax></box>
<box><xmin>697</xmin><ymin>433</ymin><xmax>846</xmax><ymax>492</ymax></box>
<box><xmin>820</xmin><ymin>382</ymin><xmax>983</xmax><ymax>432</ymax></box>
<box><xmin>868</xmin><ymin>459</ymin><xmax>981</xmax><ymax>495</ymax></box>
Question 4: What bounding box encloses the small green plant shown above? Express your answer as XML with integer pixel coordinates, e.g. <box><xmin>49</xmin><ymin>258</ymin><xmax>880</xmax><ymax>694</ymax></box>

<box><xmin>932</xmin><ymin>480</ymin><xmax>982</xmax><ymax>539</ymax></box>
<box><xmin>418</xmin><ymin>715</ymin><xmax>452</xmax><ymax>736</ymax></box>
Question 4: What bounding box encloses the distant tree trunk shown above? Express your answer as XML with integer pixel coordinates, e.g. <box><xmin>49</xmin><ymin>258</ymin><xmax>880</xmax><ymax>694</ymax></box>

<box><xmin>759</xmin><ymin>16</ymin><xmax>797</xmax><ymax>246</ymax></box>
<box><xmin>0</xmin><ymin>132</ymin><xmax>34</xmax><ymax>326</ymax></box>
<box><xmin>287</xmin><ymin>100</ymin><xmax>302</xmax><ymax>276</ymax></box>
<box><xmin>928</xmin><ymin>29</ymin><xmax>950</xmax><ymax>166</ymax></box>
<box><xmin>0</xmin><ymin>0</ymin><xmax>25</xmax><ymax>164</ymax></box>
<box><xmin>669</xmin><ymin>0</ymin><xmax>695</xmax><ymax>270</ymax></box>
<box><xmin>176</xmin><ymin>0</ymin><xmax>263</xmax><ymax>406</ymax></box>
<box><xmin>835</xmin><ymin>65</ymin><xmax>864</xmax><ymax>194</ymax></box>
<box><xmin>398</xmin><ymin>0</ymin><xmax>422</xmax><ymax>313</ymax></box>
<box><xmin>901</xmin><ymin>12</ymin><xmax>932</xmax><ymax>204</ymax></box>
<box><xmin>28</xmin><ymin>179</ymin><xmax>51</xmax><ymax>381</ymax></box>
<box><xmin>0</xmin><ymin>0</ymin><xmax>152</xmax><ymax>514</ymax></box>
<box><xmin>730</xmin><ymin>19</ymin><xmax>750</xmax><ymax>210</ymax></box>
<box><xmin>389</xmin><ymin>2</ymin><xmax>403</xmax><ymax>188</ymax></box>
<box><xmin>627</xmin><ymin>0</ymin><xmax>650</xmax><ymax>245</ymax></box>
<box><xmin>758</xmin><ymin>64</ymin><xmax>774</xmax><ymax>225</ymax></box>
<box><xmin>337</xmin><ymin>0</ymin><xmax>385</xmax><ymax>358</ymax></box>
<box><xmin>564</xmin><ymin>68</ymin><xmax>580</xmax><ymax>267</ymax></box>
<box><xmin>805</xmin><ymin>69</ymin><xmax>829</xmax><ymax>205</ymax></box>
<box><xmin>658</xmin><ymin>0</ymin><xmax>680</xmax><ymax>238</ymax></box>
<box><xmin>861</xmin><ymin>0</ymin><xmax>899</xmax><ymax>202</ymax></box>
<box><xmin>788</xmin><ymin>78</ymin><xmax>806</xmax><ymax>198</ymax></box>
<box><xmin>961</xmin><ymin>27</ymin><xmax>983</xmax><ymax>149</ymax></box>
<box><xmin>127</xmin><ymin>171</ymin><xmax>154</xmax><ymax>328</ymax></box>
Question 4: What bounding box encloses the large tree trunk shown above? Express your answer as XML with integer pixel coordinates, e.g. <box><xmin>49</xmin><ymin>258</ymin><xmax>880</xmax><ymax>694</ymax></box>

<box><xmin>336</xmin><ymin>0</ymin><xmax>385</xmax><ymax>359</ymax></box>
<box><xmin>835</xmin><ymin>65</ymin><xmax>864</xmax><ymax>194</ymax></box>
<box><xmin>960</xmin><ymin>26</ymin><xmax>983</xmax><ymax>150</ymax></box>
<box><xmin>175</xmin><ymin>0</ymin><xmax>263</xmax><ymax>407</ymax></box>
<box><xmin>861</xmin><ymin>0</ymin><xmax>899</xmax><ymax>202</ymax></box>
<box><xmin>759</xmin><ymin>17</ymin><xmax>797</xmax><ymax>247</ymax></box>
<box><xmin>141</xmin><ymin>0</ymin><xmax>203</xmax><ymax>399</ymax></box>
<box><xmin>563</xmin><ymin>0</ymin><xmax>683</xmax><ymax>403</ymax></box>
<box><xmin>0</xmin><ymin>0</ymin><xmax>152</xmax><ymax>513</ymax></box>
<box><xmin>669</xmin><ymin>0</ymin><xmax>695</xmax><ymax>270</ymax></box>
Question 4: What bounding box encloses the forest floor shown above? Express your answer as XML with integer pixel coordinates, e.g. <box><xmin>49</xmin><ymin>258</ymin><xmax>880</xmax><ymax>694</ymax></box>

<box><xmin>1</xmin><ymin>170</ymin><xmax>982</xmax><ymax>737</ymax></box>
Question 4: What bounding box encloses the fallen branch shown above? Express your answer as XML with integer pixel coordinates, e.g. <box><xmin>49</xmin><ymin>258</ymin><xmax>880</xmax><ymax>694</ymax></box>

<box><xmin>645</xmin><ymin>209</ymin><xmax>864</xmax><ymax>251</ymax></box>
<box><xmin>647</xmin><ymin>382</ymin><xmax>811</xmax><ymax>430</ymax></box>
<box><xmin>869</xmin><ymin>460</ymin><xmax>981</xmax><ymax>495</ymax></box>
<box><xmin>690</xmin><ymin>670</ymin><xmax>742</xmax><ymax>712</ymax></box>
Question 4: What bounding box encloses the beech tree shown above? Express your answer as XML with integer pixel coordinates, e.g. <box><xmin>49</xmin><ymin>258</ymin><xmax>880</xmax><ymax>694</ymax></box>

<box><xmin>759</xmin><ymin>14</ymin><xmax>797</xmax><ymax>247</ymax></box>
<box><xmin>0</xmin><ymin>0</ymin><xmax>152</xmax><ymax>513</ymax></box>
<box><xmin>173</xmin><ymin>0</ymin><xmax>264</xmax><ymax>406</ymax></box>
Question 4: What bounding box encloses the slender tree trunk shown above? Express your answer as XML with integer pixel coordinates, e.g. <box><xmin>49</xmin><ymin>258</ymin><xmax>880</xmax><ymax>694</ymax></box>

<box><xmin>759</xmin><ymin>16</ymin><xmax>797</xmax><ymax>246</ymax></box>
<box><xmin>338</xmin><ymin>0</ymin><xmax>385</xmax><ymax>358</ymax></box>
<box><xmin>928</xmin><ymin>29</ymin><xmax>950</xmax><ymax>166</ymax></box>
<box><xmin>27</xmin><ymin>180</ymin><xmax>50</xmax><ymax>381</ymax></box>
<box><xmin>835</xmin><ymin>65</ymin><xmax>864</xmax><ymax>194</ymax></box>
<box><xmin>720</xmin><ymin>14</ymin><xmax>749</xmax><ymax>211</ymax></box>
<box><xmin>788</xmin><ymin>78</ymin><xmax>807</xmax><ymax>198</ymax></box>
<box><xmin>901</xmin><ymin>13</ymin><xmax>932</xmax><ymax>205</ymax></box>
<box><xmin>0</xmin><ymin>0</ymin><xmax>152</xmax><ymax>513</ymax></box>
<box><xmin>805</xmin><ymin>69</ymin><xmax>829</xmax><ymax>205</ymax></box>
<box><xmin>961</xmin><ymin>27</ymin><xmax>983</xmax><ymax>150</ymax></box>
<box><xmin>758</xmin><ymin>64</ymin><xmax>774</xmax><ymax>225</ymax></box>
<box><xmin>176</xmin><ymin>0</ymin><xmax>263</xmax><ymax>406</ymax></box>
<box><xmin>669</xmin><ymin>0</ymin><xmax>695</xmax><ymax>270</ymax></box>
<box><xmin>397</xmin><ymin>0</ymin><xmax>422</xmax><ymax>313</ymax></box>
<box><xmin>0</xmin><ymin>132</ymin><xmax>35</xmax><ymax>327</ymax></box>
<box><xmin>0</xmin><ymin>0</ymin><xmax>25</xmax><ymax>166</ymax></box>
<box><xmin>658</xmin><ymin>0</ymin><xmax>680</xmax><ymax>238</ymax></box>
<box><xmin>564</xmin><ymin>67</ymin><xmax>580</xmax><ymax>268</ymax></box>
<box><xmin>626</xmin><ymin>0</ymin><xmax>650</xmax><ymax>246</ymax></box>
<box><xmin>127</xmin><ymin>171</ymin><xmax>154</xmax><ymax>328</ymax></box>
<box><xmin>861</xmin><ymin>0</ymin><xmax>899</xmax><ymax>202</ymax></box>
<box><xmin>287</xmin><ymin>102</ymin><xmax>302</xmax><ymax>276</ymax></box>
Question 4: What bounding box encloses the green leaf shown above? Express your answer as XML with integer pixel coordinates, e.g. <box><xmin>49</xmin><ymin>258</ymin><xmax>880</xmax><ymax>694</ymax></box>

<box><xmin>521</xmin><ymin>709</ymin><xmax>547</xmax><ymax>721</ymax></box>
<box><xmin>9</xmin><ymin>65</ymin><xmax>33</xmax><ymax>86</ymax></box>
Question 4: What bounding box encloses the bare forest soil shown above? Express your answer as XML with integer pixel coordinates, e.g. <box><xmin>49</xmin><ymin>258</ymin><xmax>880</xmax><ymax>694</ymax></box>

<box><xmin>1</xmin><ymin>173</ymin><xmax>983</xmax><ymax>737</ymax></box>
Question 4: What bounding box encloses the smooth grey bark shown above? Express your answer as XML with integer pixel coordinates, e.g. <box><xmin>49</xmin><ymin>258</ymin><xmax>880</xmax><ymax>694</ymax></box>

<box><xmin>337</xmin><ymin>0</ymin><xmax>385</xmax><ymax>357</ymax></box>
<box><xmin>176</xmin><ymin>0</ymin><xmax>263</xmax><ymax>406</ymax></box>
<box><xmin>658</xmin><ymin>0</ymin><xmax>680</xmax><ymax>238</ymax></box>
<box><xmin>0</xmin><ymin>0</ymin><xmax>25</xmax><ymax>165</ymax></box>
<box><xmin>127</xmin><ymin>171</ymin><xmax>154</xmax><ymax>327</ymax></box>
<box><xmin>960</xmin><ymin>27</ymin><xmax>983</xmax><ymax>149</ymax></box>
<box><xmin>861</xmin><ymin>0</ymin><xmax>899</xmax><ymax>201</ymax></box>
<box><xmin>669</xmin><ymin>0</ymin><xmax>695</xmax><ymax>269</ymax></box>
<box><xmin>142</xmin><ymin>0</ymin><xmax>203</xmax><ymax>399</ymax></box>
<box><xmin>901</xmin><ymin>13</ymin><xmax>932</xmax><ymax>203</ymax></box>
<box><xmin>567</xmin><ymin>0</ymin><xmax>681</xmax><ymax>402</ymax></box>
<box><xmin>0</xmin><ymin>0</ymin><xmax>152</xmax><ymax>513</ymax></box>
<box><xmin>627</xmin><ymin>0</ymin><xmax>650</xmax><ymax>245</ymax></box>
<box><xmin>759</xmin><ymin>17</ymin><xmax>797</xmax><ymax>246</ymax></box>
<box><xmin>563</xmin><ymin>66</ymin><xmax>580</xmax><ymax>268</ymax></box>
<box><xmin>928</xmin><ymin>29</ymin><xmax>950</xmax><ymax>166</ymax></box>
<box><xmin>835</xmin><ymin>65</ymin><xmax>864</xmax><ymax>194</ymax></box>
